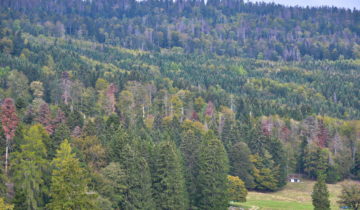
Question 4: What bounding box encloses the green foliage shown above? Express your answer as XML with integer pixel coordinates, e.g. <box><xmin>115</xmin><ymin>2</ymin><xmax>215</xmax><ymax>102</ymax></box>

<box><xmin>108</xmin><ymin>129</ymin><xmax>155</xmax><ymax>210</ymax></box>
<box><xmin>250</xmin><ymin>154</ymin><xmax>279</xmax><ymax>191</ymax></box>
<box><xmin>312</xmin><ymin>174</ymin><xmax>330</xmax><ymax>210</ymax></box>
<box><xmin>304</xmin><ymin>147</ymin><xmax>329</xmax><ymax>179</ymax></box>
<box><xmin>1</xmin><ymin>1</ymin><xmax>360</xmax><ymax>208</ymax></box>
<box><xmin>152</xmin><ymin>141</ymin><xmax>188</xmax><ymax>209</ymax></box>
<box><xmin>47</xmin><ymin>140</ymin><xmax>97</xmax><ymax>210</ymax></box>
<box><xmin>12</xmin><ymin>124</ymin><xmax>48</xmax><ymax>210</ymax></box>
<box><xmin>229</xmin><ymin>141</ymin><xmax>255</xmax><ymax>189</ymax></box>
<box><xmin>337</xmin><ymin>183</ymin><xmax>360</xmax><ymax>210</ymax></box>
<box><xmin>227</xmin><ymin>175</ymin><xmax>247</xmax><ymax>202</ymax></box>
<box><xmin>180</xmin><ymin>129</ymin><xmax>201</xmax><ymax>208</ymax></box>
<box><xmin>197</xmin><ymin>131</ymin><xmax>229</xmax><ymax>210</ymax></box>
<box><xmin>98</xmin><ymin>162</ymin><xmax>127</xmax><ymax>209</ymax></box>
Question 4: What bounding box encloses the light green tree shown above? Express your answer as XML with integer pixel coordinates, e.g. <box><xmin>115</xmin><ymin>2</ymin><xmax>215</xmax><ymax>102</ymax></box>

<box><xmin>47</xmin><ymin>140</ymin><xmax>97</xmax><ymax>210</ymax></box>
<box><xmin>12</xmin><ymin>124</ymin><xmax>48</xmax><ymax>210</ymax></box>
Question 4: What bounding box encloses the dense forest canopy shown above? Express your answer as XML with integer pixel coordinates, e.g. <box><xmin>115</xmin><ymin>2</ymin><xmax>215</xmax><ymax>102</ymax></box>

<box><xmin>0</xmin><ymin>0</ymin><xmax>360</xmax><ymax>209</ymax></box>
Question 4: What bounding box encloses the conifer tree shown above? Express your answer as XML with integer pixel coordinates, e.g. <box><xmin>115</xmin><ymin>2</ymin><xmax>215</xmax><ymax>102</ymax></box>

<box><xmin>47</xmin><ymin>140</ymin><xmax>97</xmax><ymax>210</ymax></box>
<box><xmin>119</xmin><ymin>144</ymin><xmax>155</xmax><ymax>210</ymax></box>
<box><xmin>229</xmin><ymin>141</ymin><xmax>255</xmax><ymax>189</ymax></box>
<box><xmin>266</xmin><ymin>136</ymin><xmax>287</xmax><ymax>189</ymax></box>
<box><xmin>12</xmin><ymin>124</ymin><xmax>48</xmax><ymax>209</ymax></box>
<box><xmin>108</xmin><ymin>130</ymin><xmax>155</xmax><ymax>210</ymax></box>
<box><xmin>312</xmin><ymin>174</ymin><xmax>330</xmax><ymax>210</ymax></box>
<box><xmin>197</xmin><ymin>131</ymin><xmax>229</xmax><ymax>210</ymax></box>
<box><xmin>99</xmin><ymin>162</ymin><xmax>127</xmax><ymax>209</ymax></box>
<box><xmin>179</xmin><ymin>128</ymin><xmax>202</xmax><ymax>208</ymax></box>
<box><xmin>152</xmin><ymin>141</ymin><xmax>188</xmax><ymax>210</ymax></box>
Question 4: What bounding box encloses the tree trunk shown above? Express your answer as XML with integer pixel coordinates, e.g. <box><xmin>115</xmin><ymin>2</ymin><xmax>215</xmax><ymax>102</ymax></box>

<box><xmin>5</xmin><ymin>136</ymin><xmax>9</xmax><ymax>175</ymax></box>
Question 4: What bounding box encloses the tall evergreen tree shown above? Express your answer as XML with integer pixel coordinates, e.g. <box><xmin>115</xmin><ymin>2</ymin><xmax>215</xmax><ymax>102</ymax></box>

<box><xmin>12</xmin><ymin>124</ymin><xmax>48</xmax><ymax>210</ymax></box>
<box><xmin>152</xmin><ymin>141</ymin><xmax>188</xmax><ymax>210</ymax></box>
<box><xmin>197</xmin><ymin>131</ymin><xmax>229</xmax><ymax>210</ymax></box>
<box><xmin>99</xmin><ymin>162</ymin><xmax>127</xmax><ymax>209</ymax></box>
<box><xmin>108</xmin><ymin>129</ymin><xmax>155</xmax><ymax>210</ymax></box>
<box><xmin>266</xmin><ymin>136</ymin><xmax>287</xmax><ymax>189</ymax></box>
<box><xmin>47</xmin><ymin>140</ymin><xmax>97</xmax><ymax>210</ymax></box>
<box><xmin>312</xmin><ymin>174</ymin><xmax>330</xmax><ymax>210</ymax></box>
<box><xmin>180</xmin><ymin>129</ymin><xmax>201</xmax><ymax>209</ymax></box>
<box><xmin>229</xmin><ymin>141</ymin><xmax>255</xmax><ymax>189</ymax></box>
<box><xmin>119</xmin><ymin>144</ymin><xmax>155</xmax><ymax>210</ymax></box>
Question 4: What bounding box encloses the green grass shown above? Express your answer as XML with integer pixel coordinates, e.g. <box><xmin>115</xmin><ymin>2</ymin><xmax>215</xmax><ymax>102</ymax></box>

<box><xmin>231</xmin><ymin>179</ymin><xmax>360</xmax><ymax>210</ymax></box>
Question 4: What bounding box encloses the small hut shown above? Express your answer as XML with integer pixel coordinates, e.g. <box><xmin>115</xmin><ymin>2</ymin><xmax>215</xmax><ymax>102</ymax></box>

<box><xmin>288</xmin><ymin>174</ymin><xmax>301</xmax><ymax>183</ymax></box>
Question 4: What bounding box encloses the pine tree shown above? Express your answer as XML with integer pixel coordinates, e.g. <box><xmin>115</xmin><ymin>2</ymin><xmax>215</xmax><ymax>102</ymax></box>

<box><xmin>119</xmin><ymin>144</ymin><xmax>155</xmax><ymax>210</ymax></box>
<box><xmin>266</xmin><ymin>136</ymin><xmax>287</xmax><ymax>189</ymax></box>
<box><xmin>229</xmin><ymin>141</ymin><xmax>255</xmax><ymax>189</ymax></box>
<box><xmin>250</xmin><ymin>154</ymin><xmax>278</xmax><ymax>191</ymax></box>
<box><xmin>51</xmin><ymin>123</ymin><xmax>71</xmax><ymax>150</ymax></box>
<box><xmin>12</xmin><ymin>124</ymin><xmax>48</xmax><ymax>210</ymax></box>
<box><xmin>180</xmin><ymin>129</ymin><xmax>201</xmax><ymax>208</ymax></box>
<box><xmin>108</xmin><ymin>130</ymin><xmax>155</xmax><ymax>210</ymax></box>
<box><xmin>312</xmin><ymin>174</ymin><xmax>330</xmax><ymax>210</ymax></box>
<box><xmin>220</xmin><ymin>118</ymin><xmax>238</xmax><ymax>150</ymax></box>
<box><xmin>47</xmin><ymin>140</ymin><xmax>97</xmax><ymax>210</ymax></box>
<box><xmin>99</xmin><ymin>162</ymin><xmax>127</xmax><ymax>209</ymax></box>
<box><xmin>296</xmin><ymin>136</ymin><xmax>308</xmax><ymax>174</ymax></box>
<box><xmin>152</xmin><ymin>141</ymin><xmax>188</xmax><ymax>210</ymax></box>
<box><xmin>197</xmin><ymin>131</ymin><xmax>229</xmax><ymax>210</ymax></box>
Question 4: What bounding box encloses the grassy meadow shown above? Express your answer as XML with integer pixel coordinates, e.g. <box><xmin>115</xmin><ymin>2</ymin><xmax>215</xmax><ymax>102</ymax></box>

<box><xmin>231</xmin><ymin>179</ymin><xmax>359</xmax><ymax>210</ymax></box>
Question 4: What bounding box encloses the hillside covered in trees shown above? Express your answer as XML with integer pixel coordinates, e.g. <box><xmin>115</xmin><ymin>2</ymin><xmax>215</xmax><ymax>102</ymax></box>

<box><xmin>0</xmin><ymin>0</ymin><xmax>360</xmax><ymax>209</ymax></box>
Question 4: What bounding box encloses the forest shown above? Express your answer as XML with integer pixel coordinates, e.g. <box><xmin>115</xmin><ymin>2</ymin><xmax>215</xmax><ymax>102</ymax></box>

<box><xmin>0</xmin><ymin>0</ymin><xmax>360</xmax><ymax>209</ymax></box>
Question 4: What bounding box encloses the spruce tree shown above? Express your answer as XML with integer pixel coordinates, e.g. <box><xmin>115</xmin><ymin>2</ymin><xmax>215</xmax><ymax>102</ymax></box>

<box><xmin>152</xmin><ymin>141</ymin><xmax>188</xmax><ymax>210</ymax></box>
<box><xmin>180</xmin><ymin>129</ymin><xmax>201</xmax><ymax>209</ymax></box>
<box><xmin>229</xmin><ymin>141</ymin><xmax>255</xmax><ymax>189</ymax></box>
<box><xmin>108</xmin><ymin>129</ymin><xmax>155</xmax><ymax>210</ymax></box>
<box><xmin>47</xmin><ymin>140</ymin><xmax>97</xmax><ymax>209</ymax></box>
<box><xmin>12</xmin><ymin>124</ymin><xmax>48</xmax><ymax>210</ymax></box>
<box><xmin>266</xmin><ymin>137</ymin><xmax>287</xmax><ymax>189</ymax></box>
<box><xmin>312</xmin><ymin>174</ymin><xmax>330</xmax><ymax>210</ymax></box>
<box><xmin>119</xmin><ymin>144</ymin><xmax>155</xmax><ymax>210</ymax></box>
<box><xmin>99</xmin><ymin>162</ymin><xmax>127</xmax><ymax>209</ymax></box>
<box><xmin>197</xmin><ymin>131</ymin><xmax>229</xmax><ymax>210</ymax></box>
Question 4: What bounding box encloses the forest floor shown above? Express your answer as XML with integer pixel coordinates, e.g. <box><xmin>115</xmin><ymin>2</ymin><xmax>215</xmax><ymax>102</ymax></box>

<box><xmin>231</xmin><ymin>179</ymin><xmax>360</xmax><ymax>210</ymax></box>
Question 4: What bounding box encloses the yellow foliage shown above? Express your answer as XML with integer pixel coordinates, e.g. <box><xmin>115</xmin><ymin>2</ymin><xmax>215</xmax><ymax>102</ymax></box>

<box><xmin>144</xmin><ymin>115</ymin><xmax>155</xmax><ymax>129</ymax></box>
<box><xmin>227</xmin><ymin>175</ymin><xmax>247</xmax><ymax>202</ymax></box>
<box><xmin>0</xmin><ymin>197</ymin><xmax>13</xmax><ymax>210</ymax></box>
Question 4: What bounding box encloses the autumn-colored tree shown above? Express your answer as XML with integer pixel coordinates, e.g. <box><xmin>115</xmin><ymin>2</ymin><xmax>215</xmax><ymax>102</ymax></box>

<box><xmin>72</xmin><ymin>135</ymin><xmax>106</xmax><ymax>169</ymax></box>
<box><xmin>105</xmin><ymin>83</ymin><xmax>117</xmax><ymax>115</ymax></box>
<box><xmin>1</xmin><ymin>98</ymin><xmax>19</xmax><ymax>174</ymax></box>
<box><xmin>227</xmin><ymin>175</ymin><xmax>247</xmax><ymax>202</ymax></box>
<box><xmin>317</xmin><ymin>119</ymin><xmax>329</xmax><ymax>148</ymax></box>
<box><xmin>30</xmin><ymin>81</ymin><xmax>44</xmax><ymax>99</ymax></box>
<box><xmin>36</xmin><ymin>103</ymin><xmax>54</xmax><ymax>134</ymax></box>
<box><xmin>0</xmin><ymin>197</ymin><xmax>13</xmax><ymax>210</ymax></box>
